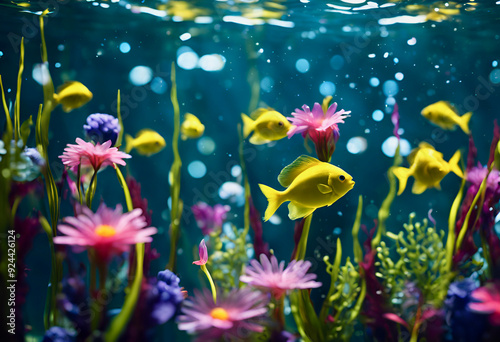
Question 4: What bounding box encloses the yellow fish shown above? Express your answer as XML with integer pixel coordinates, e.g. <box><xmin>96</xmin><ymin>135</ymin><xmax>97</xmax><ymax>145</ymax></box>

<box><xmin>125</xmin><ymin>129</ymin><xmax>166</xmax><ymax>156</ymax></box>
<box><xmin>241</xmin><ymin>108</ymin><xmax>293</xmax><ymax>145</ymax></box>
<box><xmin>421</xmin><ymin>101</ymin><xmax>472</xmax><ymax>134</ymax></box>
<box><xmin>393</xmin><ymin>142</ymin><xmax>463</xmax><ymax>195</ymax></box>
<box><xmin>259</xmin><ymin>155</ymin><xmax>355</xmax><ymax>221</ymax></box>
<box><xmin>181</xmin><ymin>113</ymin><xmax>205</xmax><ymax>140</ymax></box>
<box><xmin>53</xmin><ymin>81</ymin><xmax>93</xmax><ymax>113</ymax></box>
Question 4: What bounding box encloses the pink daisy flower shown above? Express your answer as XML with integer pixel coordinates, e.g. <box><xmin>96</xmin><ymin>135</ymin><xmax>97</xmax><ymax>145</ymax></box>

<box><xmin>287</xmin><ymin>102</ymin><xmax>350</xmax><ymax>161</ymax></box>
<box><xmin>240</xmin><ymin>254</ymin><xmax>322</xmax><ymax>299</ymax></box>
<box><xmin>53</xmin><ymin>203</ymin><xmax>157</xmax><ymax>262</ymax></box>
<box><xmin>177</xmin><ymin>288</ymin><xmax>268</xmax><ymax>341</ymax></box>
<box><xmin>469</xmin><ymin>282</ymin><xmax>500</xmax><ymax>325</ymax></box>
<box><xmin>59</xmin><ymin>138</ymin><xmax>131</xmax><ymax>171</ymax></box>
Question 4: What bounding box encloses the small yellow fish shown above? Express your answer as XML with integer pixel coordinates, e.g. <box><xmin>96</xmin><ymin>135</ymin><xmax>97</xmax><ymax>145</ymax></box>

<box><xmin>125</xmin><ymin>129</ymin><xmax>166</xmax><ymax>156</ymax></box>
<box><xmin>421</xmin><ymin>101</ymin><xmax>472</xmax><ymax>134</ymax></box>
<box><xmin>393</xmin><ymin>142</ymin><xmax>463</xmax><ymax>195</ymax></box>
<box><xmin>241</xmin><ymin>108</ymin><xmax>292</xmax><ymax>145</ymax></box>
<box><xmin>259</xmin><ymin>155</ymin><xmax>355</xmax><ymax>221</ymax></box>
<box><xmin>53</xmin><ymin>81</ymin><xmax>93</xmax><ymax>113</ymax></box>
<box><xmin>181</xmin><ymin>113</ymin><xmax>205</xmax><ymax>140</ymax></box>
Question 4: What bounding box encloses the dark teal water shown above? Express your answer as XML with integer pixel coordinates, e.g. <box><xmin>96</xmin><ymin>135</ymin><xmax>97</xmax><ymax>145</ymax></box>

<box><xmin>1</xmin><ymin>0</ymin><xmax>500</xmax><ymax>340</ymax></box>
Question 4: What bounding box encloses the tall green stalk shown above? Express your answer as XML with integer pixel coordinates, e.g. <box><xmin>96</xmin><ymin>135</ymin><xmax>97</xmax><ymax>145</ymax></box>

<box><xmin>167</xmin><ymin>63</ymin><xmax>183</xmax><ymax>272</ymax></box>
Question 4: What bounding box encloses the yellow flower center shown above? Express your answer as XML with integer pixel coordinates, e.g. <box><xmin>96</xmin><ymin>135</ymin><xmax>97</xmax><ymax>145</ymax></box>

<box><xmin>210</xmin><ymin>307</ymin><xmax>229</xmax><ymax>321</ymax></box>
<box><xmin>95</xmin><ymin>224</ymin><xmax>117</xmax><ymax>238</ymax></box>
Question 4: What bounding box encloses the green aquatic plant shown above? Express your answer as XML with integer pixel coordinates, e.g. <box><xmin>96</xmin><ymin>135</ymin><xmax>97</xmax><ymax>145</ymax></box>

<box><xmin>167</xmin><ymin>63</ymin><xmax>183</xmax><ymax>272</ymax></box>
<box><xmin>209</xmin><ymin>223</ymin><xmax>251</xmax><ymax>290</ymax></box>
<box><xmin>377</xmin><ymin>213</ymin><xmax>452</xmax><ymax>307</ymax></box>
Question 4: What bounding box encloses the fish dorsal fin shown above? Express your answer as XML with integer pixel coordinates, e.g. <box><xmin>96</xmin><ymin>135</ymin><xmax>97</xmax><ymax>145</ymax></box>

<box><xmin>250</xmin><ymin>107</ymin><xmax>273</xmax><ymax>120</ymax></box>
<box><xmin>184</xmin><ymin>113</ymin><xmax>198</xmax><ymax>122</ymax></box>
<box><xmin>442</xmin><ymin>101</ymin><xmax>459</xmax><ymax>114</ymax></box>
<box><xmin>278</xmin><ymin>155</ymin><xmax>321</xmax><ymax>187</ymax></box>
<box><xmin>136</xmin><ymin>128</ymin><xmax>157</xmax><ymax>137</ymax></box>
<box><xmin>56</xmin><ymin>81</ymin><xmax>79</xmax><ymax>94</ymax></box>
<box><xmin>417</xmin><ymin>141</ymin><xmax>443</xmax><ymax>160</ymax></box>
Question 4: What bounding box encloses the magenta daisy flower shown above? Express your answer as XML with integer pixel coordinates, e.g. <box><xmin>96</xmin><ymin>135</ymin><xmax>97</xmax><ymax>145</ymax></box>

<box><xmin>240</xmin><ymin>254</ymin><xmax>322</xmax><ymax>299</ymax></box>
<box><xmin>53</xmin><ymin>203</ymin><xmax>157</xmax><ymax>262</ymax></box>
<box><xmin>177</xmin><ymin>288</ymin><xmax>268</xmax><ymax>341</ymax></box>
<box><xmin>287</xmin><ymin>102</ymin><xmax>350</xmax><ymax>161</ymax></box>
<box><xmin>59</xmin><ymin>138</ymin><xmax>131</xmax><ymax>171</ymax></box>
<box><xmin>469</xmin><ymin>282</ymin><xmax>500</xmax><ymax>325</ymax></box>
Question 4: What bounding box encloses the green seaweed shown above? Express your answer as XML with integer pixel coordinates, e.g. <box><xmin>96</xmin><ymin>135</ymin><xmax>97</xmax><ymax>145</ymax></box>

<box><xmin>167</xmin><ymin>63</ymin><xmax>183</xmax><ymax>272</ymax></box>
<box><xmin>209</xmin><ymin>223</ymin><xmax>251</xmax><ymax>290</ymax></box>
<box><xmin>115</xmin><ymin>90</ymin><xmax>124</xmax><ymax>147</ymax></box>
<box><xmin>377</xmin><ymin>213</ymin><xmax>452</xmax><ymax>308</ymax></box>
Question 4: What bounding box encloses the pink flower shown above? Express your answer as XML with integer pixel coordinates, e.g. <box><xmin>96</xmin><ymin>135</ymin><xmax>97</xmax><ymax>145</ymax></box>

<box><xmin>193</xmin><ymin>239</ymin><xmax>208</xmax><ymax>266</ymax></box>
<box><xmin>240</xmin><ymin>254</ymin><xmax>322</xmax><ymax>299</ymax></box>
<box><xmin>469</xmin><ymin>282</ymin><xmax>500</xmax><ymax>325</ymax></box>
<box><xmin>191</xmin><ymin>202</ymin><xmax>230</xmax><ymax>235</ymax></box>
<box><xmin>287</xmin><ymin>102</ymin><xmax>350</xmax><ymax>162</ymax></box>
<box><xmin>177</xmin><ymin>288</ymin><xmax>268</xmax><ymax>341</ymax></box>
<box><xmin>53</xmin><ymin>203</ymin><xmax>157</xmax><ymax>262</ymax></box>
<box><xmin>59</xmin><ymin>138</ymin><xmax>131</xmax><ymax>171</ymax></box>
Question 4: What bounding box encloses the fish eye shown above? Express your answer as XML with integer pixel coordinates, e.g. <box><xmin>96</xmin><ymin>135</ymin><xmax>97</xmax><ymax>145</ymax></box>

<box><xmin>278</xmin><ymin>121</ymin><xmax>283</xmax><ymax>126</ymax></box>
<box><xmin>339</xmin><ymin>175</ymin><xmax>345</xmax><ymax>182</ymax></box>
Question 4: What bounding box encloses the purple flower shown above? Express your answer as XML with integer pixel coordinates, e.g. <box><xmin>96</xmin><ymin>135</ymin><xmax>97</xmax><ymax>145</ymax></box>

<box><xmin>24</xmin><ymin>147</ymin><xmax>45</xmax><ymax>167</ymax></box>
<box><xmin>42</xmin><ymin>327</ymin><xmax>75</xmax><ymax>342</ymax></box>
<box><xmin>83</xmin><ymin>113</ymin><xmax>120</xmax><ymax>145</ymax></box>
<box><xmin>177</xmin><ymin>288</ymin><xmax>268</xmax><ymax>341</ymax></box>
<box><xmin>149</xmin><ymin>270</ymin><xmax>185</xmax><ymax>325</ymax></box>
<box><xmin>444</xmin><ymin>279</ymin><xmax>488</xmax><ymax>341</ymax></box>
<box><xmin>191</xmin><ymin>202</ymin><xmax>230</xmax><ymax>235</ymax></box>
<box><xmin>240</xmin><ymin>254</ymin><xmax>321</xmax><ymax>299</ymax></box>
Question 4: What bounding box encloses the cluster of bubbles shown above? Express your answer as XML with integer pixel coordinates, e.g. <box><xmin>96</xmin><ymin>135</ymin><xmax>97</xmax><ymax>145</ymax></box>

<box><xmin>176</xmin><ymin>47</ymin><xmax>226</xmax><ymax>72</ymax></box>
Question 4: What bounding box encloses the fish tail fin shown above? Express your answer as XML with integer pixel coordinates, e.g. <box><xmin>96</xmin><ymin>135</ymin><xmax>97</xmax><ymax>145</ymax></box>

<box><xmin>458</xmin><ymin>112</ymin><xmax>472</xmax><ymax>135</ymax></box>
<box><xmin>393</xmin><ymin>167</ymin><xmax>412</xmax><ymax>196</ymax></box>
<box><xmin>448</xmin><ymin>150</ymin><xmax>464</xmax><ymax>178</ymax></box>
<box><xmin>125</xmin><ymin>134</ymin><xmax>134</xmax><ymax>153</ymax></box>
<box><xmin>259</xmin><ymin>184</ymin><xmax>284</xmax><ymax>221</ymax></box>
<box><xmin>241</xmin><ymin>113</ymin><xmax>254</xmax><ymax>138</ymax></box>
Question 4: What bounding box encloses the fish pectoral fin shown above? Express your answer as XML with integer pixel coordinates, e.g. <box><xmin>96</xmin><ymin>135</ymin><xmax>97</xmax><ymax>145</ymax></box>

<box><xmin>435</xmin><ymin>183</ymin><xmax>442</xmax><ymax>190</ymax></box>
<box><xmin>278</xmin><ymin>155</ymin><xmax>321</xmax><ymax>187</ymax></box>
<box><xmin>317</xmin><ymin>184</ymin><xmax>333</xmax><ymax>194</ymax></box>
<box><xmin>288</xmin><ymin>202</ymin><xmax>315</xmax><ymax>221</ymax></box>
<box><xmin>393</xmin><ymin>167</ymin><xmax>413</xmax><ymax>195</ymax></box>
<box><xmin>411</xmin><ymin>180</ymin><xmax>428</xmax><ymax>194</ymax></box>
<box><xmin>249</xmin><ymin>134</ymin><xmax>271</xmax><ymax>145</ymax></box>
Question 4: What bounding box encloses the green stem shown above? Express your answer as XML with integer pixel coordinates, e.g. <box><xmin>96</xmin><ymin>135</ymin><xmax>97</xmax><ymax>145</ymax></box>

<box><xmin>115</xmin><ymin>165</ymin><xmax>133</xmax><ymax>211</ymax></box>
<box><xmin>77</xmin><ymin>163</ymin><xmax>83</xmax><ymax>205</ymax></box>
<box><xmin>85</xmin><ymin>170</ymin><xmax>98</xmax><ymax>209</ymax></box>
<box><xmin>105</xmin><ymin>243</ymin><xmax>144</xmax><ymax>342</ymax></box>
<box><xmin>115</xmin><ymin>90</ymin><xmax>124</xmax><ymax>147</ymax></box>
<box><xmin>14</xmin><ymin>37</ymin><xmax>24</xmax><ymax>141</ymax></box>
<box><xmin>372</xmin><ymin>145</ymin><xmax>401</xmax><ymax>250</ymax></box>
<box><xmin>445</xmin><ymin>175</ymin><xmax>466</xmax><ymax>272</ymax></box>
<box><xmin>352</xmin><ymin>195</ymin><xmax>363</xmax><ymax>264</ymax></box>
<box><xmin>238</xmin><ymin>124</ymin><xmax>251</xmax><ymax>239</ymax></box>
<box><xmin>0</xmin><ymin>75</ymin><xmax>13</xmax><ymax>138</ymax></box>
<box><xmin>319</xmin><ymin>238</ymin><xmax>342</xmax><ymax>323</ymax></box>
<box><xmin>455</xmin><ymin>166</ymin><xmax>492</xmax><ymax>251</ymax></box>
<box><xmin>201</xmin><ymin>264</ymin><xmax>217</xmax><ymax>304</ymax></box>
<box><xmin>40</xmin><ymin>216</ymin><xmax>57</xmax><ymax>329</ymax></box>
<box><xmin>294</xmin><ymin>214</ymin><xmax>312</xmax><ymax>261</ymax></box>
<box><xmin>167</xmin><ymin>63</ymin><xmax>182</xmax><ymax>272</ymax></box>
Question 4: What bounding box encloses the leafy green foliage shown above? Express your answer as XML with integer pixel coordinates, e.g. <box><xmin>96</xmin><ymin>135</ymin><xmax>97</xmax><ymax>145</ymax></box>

<box><xmin>376</xmin><ymin>213</ymin><xmax>452</xmax><ymax>308</ymax></box>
